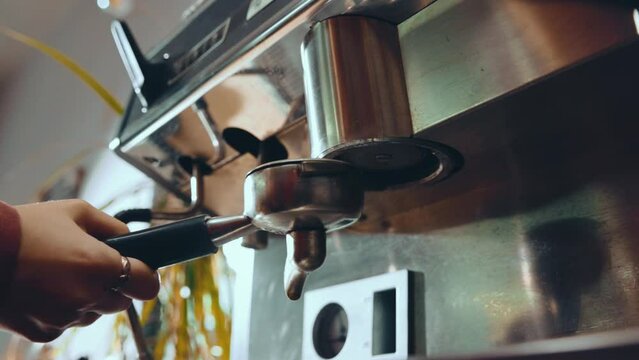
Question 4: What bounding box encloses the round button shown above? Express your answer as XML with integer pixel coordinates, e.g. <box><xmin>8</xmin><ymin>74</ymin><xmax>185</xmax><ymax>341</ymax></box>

<box><xmin>313</xmin><ymin>303</ymin><xmax>348</xmax><ymax>359</ymax></box>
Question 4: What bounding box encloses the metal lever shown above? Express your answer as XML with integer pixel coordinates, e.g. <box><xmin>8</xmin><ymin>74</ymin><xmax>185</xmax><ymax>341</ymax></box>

<box><xmin>191</xmin><ymin>98</ymin><xmax>226</xmax><ymax>164</ymax></box>
<box><xmin>115</xmin><ymin>158</ymin><xmax>209</xmax><ymax>223</ymax></box>
<box><xmin>111</xmin><ymin>21</ymin><xmax>171</xmax><ymax>107</ymax></box>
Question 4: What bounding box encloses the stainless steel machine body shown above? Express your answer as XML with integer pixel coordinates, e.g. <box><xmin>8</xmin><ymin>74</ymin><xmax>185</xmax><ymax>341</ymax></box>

<box><xmin>242</xmin><ymin>2</ymin><xmax>639</xmax><ymax>359</ymax></box>
<box><xmin>302</xmin><ymin>15</ymin><xmax>462</xmax><ymax>190</ymax></box>
<box><xmin>302</xmin><ymin>16</ymin><xmax>413</xmax><ymax>158</ymax></box>
<box><xmin>243</xmin><ymin>159</ymin><xmax>363</xmax><ymax>235</ymax></box>
<box><xmin>109</xmin><ymin>0</ymin><xmax>639</xmax><ymax>359</ymax></box>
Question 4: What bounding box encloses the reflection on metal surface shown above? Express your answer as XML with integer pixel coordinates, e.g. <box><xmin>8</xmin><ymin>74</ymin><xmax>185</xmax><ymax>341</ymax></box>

<box><xmin>312</xmin><ymin>303</ymin><xmax>348</xmax><ymax>358</ymax></box>
<box><xmin>431</xmin><ymin>328</ymin><xmax>639</xmax><ymax>360</ymax></box>
<box><xmin>190</xmin><ymin>98</ymin><xmax>226</xmax><ymax>164</ymax></box>
<box><xmin>221</xmin><ymin>126</ymin><xmax>289</xmax><ymax>249</ymax></box>
<box><xmin>301</xmin><ymin>15</ymin><xmax>462</xmax><ymax>190</ymax></box>
<box><xmin>244</xmin><ymin>159</ymin><xmax>363</xmax><ymax>235</ymax></box>
<box><xmin>117</xmin><ymin>0</ymin><xmax>435</xmax><ymax>148</ymax></box>
<box><xmin>399</xmin><ymin>0</ymin><xmax>638</xmax><ymax>133</ymax></box>
<box><xmin>114</xmin><ymin>0</ymin><xmax>638</xmax><ymax>203</ymax></box>
<box><xmin>105</xmin><ymin>0</ymin><xmax>639</xmax><ymax>359</ymax></box>
<box><xmin>284</xmin><ymin>230</ymin><xmax>327</xmax><ymax>300</ymax></box>
<box><xmin>151</xmin><ymin>158</ymin><xmax>208</xmax><ymax>220</ymax></box>
<box><xmin>302</xmin><ymin>16</ymin><xmax>412</xmax><ymax>158</ymax></box>
<box><xmin>246</xmin><ymin>13</ymin><xmax>639</xmax><ymax>360</ymax></box>
<box><xmin>114</xmin><ymin>69</ymin><xmax>295</xmax><ymax>203</ymax></box>
<box><xmin>244</xmin><ymin>158</ymin><xmax>364</xmax><ymax>299</ymax></box>
<box><xmin>510</xmin><ymin>219</ymin><xmax>608</xmax><ymax>343</ymax></box>
<box><xmin>113</xmin><ymin>0</ymin><xmax>438</xmax><ymax>201</ymax></box>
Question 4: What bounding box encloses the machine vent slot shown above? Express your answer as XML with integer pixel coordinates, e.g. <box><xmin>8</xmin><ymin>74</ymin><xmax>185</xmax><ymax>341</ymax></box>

<box><xmin>373</xmin><ymin>288</ymin><xmax>396</xmax><ymax>355</ymax></box>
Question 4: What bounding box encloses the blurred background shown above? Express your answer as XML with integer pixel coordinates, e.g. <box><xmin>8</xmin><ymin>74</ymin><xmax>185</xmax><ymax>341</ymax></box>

<box><xmin>0</xmin><ymin>1</ymin><xmax>240</xmax><ymax>358</ymax></box>
<box><xmin>0</xmin><ymin>0</ymin><xmax>195</xmax><ymax>204</ymax></box>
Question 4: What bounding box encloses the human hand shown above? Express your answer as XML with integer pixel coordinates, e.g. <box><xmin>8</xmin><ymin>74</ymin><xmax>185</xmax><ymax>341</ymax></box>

<box><xmin>0</xmin><ymin>200</ymin><xmax>160</xmax><ymax>342</ymax></box>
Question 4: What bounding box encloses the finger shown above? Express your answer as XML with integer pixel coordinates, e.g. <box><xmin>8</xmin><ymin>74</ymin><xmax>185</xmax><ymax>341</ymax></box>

<box><xmin>10</xmin><ymin>318</ymin><xmax>63</xmax><ymax>343</ymax></box>
<box><xmin>92</xmin><ymin>244</ymin><xmax>159</xmax><ymax>300</ymax></box>
<box><xmin>119</xmin><ymin>257</ymin><xmax>160</xmax><ymax>300</ymax></box>
<box><xmin>65</xmin><ymin>200</ymin><xmax>129</xmax><ymax>239</ymax></box>
<box><xmin>74</xmin><ymin>312</ymin><xmax>101</xmax><ymax>327</ymax></box>
<box><xmin>79</xmin><ymin>208</ymin><xmax>129</xmax><ymax>239</ymax></box>
<box><xmin>26</xmin><ymin>328</ymin><xmax>63</xmax><ymax>343</ymax></box>
<box><xmin>91</xmin><ymin>291</ymin><xmax>132</xmax><ymax>314</ymax></box>
<box><xmin>31</xmin><ymin>310</ymin><xmax>80</xmax><ymax>330</ymax></box>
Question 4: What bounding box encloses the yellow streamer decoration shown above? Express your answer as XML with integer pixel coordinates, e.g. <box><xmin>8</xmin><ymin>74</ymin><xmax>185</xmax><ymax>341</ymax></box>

<box><xmin>0</xmin><ymin>25</ymin><xmax>124</xmax><ymax>115</ymax></box>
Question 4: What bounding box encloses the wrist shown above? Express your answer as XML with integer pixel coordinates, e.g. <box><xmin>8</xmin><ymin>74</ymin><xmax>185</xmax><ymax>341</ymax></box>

<box><xmin>0</xmin><ymin>201</ymin><xmax>22</xmax><ymax>306</ymax></box>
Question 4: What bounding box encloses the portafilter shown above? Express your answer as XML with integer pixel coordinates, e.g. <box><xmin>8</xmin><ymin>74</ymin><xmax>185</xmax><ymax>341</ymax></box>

<box><xmin>105</xmin><ymin>159</ymin><xmax>364</xmax><ymax>300</ymax></box>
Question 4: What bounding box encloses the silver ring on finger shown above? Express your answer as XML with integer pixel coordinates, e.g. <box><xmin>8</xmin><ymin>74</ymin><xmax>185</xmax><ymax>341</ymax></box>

<box><xmin>109</xmin><ymin>256</ymin><xmax>131</xmax><ymax>293</ymax></box>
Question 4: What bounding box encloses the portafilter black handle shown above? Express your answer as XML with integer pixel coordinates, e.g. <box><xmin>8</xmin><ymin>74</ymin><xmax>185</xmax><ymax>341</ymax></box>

<box><xmin>105</xmin><ymin>215</ymin><xmax>215</xmax><ymax>269</ymax></box>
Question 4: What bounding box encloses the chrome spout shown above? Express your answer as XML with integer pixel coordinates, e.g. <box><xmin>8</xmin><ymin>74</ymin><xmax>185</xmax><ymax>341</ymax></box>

<box><xmin>284</xmin><ymin>230</ymin><xmax>327</xmax><ymax>300</ymax></box>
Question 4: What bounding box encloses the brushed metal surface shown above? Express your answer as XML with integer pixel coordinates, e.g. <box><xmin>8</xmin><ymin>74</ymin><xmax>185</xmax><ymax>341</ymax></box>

<box><xmin>245</xmin><ymin>23</ymin><xmax>639</xmax><ymax>360</ymax></box>
<box><xmin>399</xmin><ymin>0</ymin><xmax>638</xmax><ymax>133</ymax></box>
<box><xmin>244</xmin><ymin>159</ymin><xmax>363</xmax><ymax>234</ymax></box>
<box><xmin>122</xmin><ymin>0</ymin><xmax>638</xmax><ymax>204</ymax></box>
<box><xmin>302</xmin><ymin>16</ymin><xmax>413</xmax><ymax>158</ymax></box>
<box><xmin>114</xmin><ymin>0</ymin><xmax>438</xmax><ymax>202</ymax></box>
<box><xmin>431</xmin><ymin>328</ymin><xmax>639</xmax><ymax>360</ymax></box>
<box><xmin>244</xmin><ymin>158</ymin><xmax>365</xmax><ymax>300</ymax></box>
<box><xmin>301</xmin><ymin>15</ymin><xmax>466</xmax><ymax>190</ymax></box>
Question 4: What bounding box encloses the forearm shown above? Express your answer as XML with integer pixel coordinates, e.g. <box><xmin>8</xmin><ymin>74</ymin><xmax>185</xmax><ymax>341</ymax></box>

<box><xmin>0</xmin><ymin>201</ymin><xmax>21</xmax><ymax>306</ymax></box>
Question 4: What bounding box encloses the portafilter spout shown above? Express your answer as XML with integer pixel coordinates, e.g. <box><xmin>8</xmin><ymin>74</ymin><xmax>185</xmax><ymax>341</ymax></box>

<box><xmin>105</xmin><ymin>159</ymin><xmax>364</xmax><ymax>300</ymax></box>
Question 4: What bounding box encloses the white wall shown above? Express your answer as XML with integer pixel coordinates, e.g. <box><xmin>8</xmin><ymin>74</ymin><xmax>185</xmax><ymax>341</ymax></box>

<box><xmin>0</xmin><ymin>0</ymin><xmax>194</xmax><ymax>204</ymax></box>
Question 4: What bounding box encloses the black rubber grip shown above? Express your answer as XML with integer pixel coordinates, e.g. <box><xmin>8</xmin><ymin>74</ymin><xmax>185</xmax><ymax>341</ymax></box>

<box><xmin>114</xmin><ymin>208</ymin><xmax>153</xmax><ymax>224</ymax></box>
<box><xmin>105</xmin><ymin>215</ymin><xmax>216</xmax><ymax>269</ymax></box>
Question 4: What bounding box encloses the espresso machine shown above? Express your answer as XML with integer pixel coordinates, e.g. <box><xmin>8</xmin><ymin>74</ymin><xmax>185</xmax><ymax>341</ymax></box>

<box><xmin>108</xmin><ymin>1</ymin><xmax>639</xmax><ymax>359</ymax></box>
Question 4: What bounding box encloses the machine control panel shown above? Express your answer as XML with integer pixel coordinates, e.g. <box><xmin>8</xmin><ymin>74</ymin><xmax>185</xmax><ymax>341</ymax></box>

<box><xmin>303</xmin><ymin>270</ymin><xmax>420</xmax><ymax>359</ymax></box>
<box><xmin>112</xmin><ymin>0</ymin><xmax>311</xmax><ymax>144</ymax></box>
